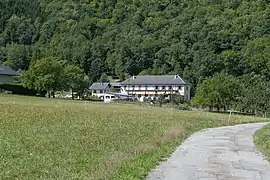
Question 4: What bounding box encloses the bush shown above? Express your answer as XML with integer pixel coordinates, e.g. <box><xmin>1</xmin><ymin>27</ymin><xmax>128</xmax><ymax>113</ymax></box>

<box><xmin>0</xmin><ymin>83</ymin><xmax>44</xmax><ymax>96</ymax></box>
<box><xmin>84</xmin><ymin>95</ymin><xmax>103</xmax><ymax>102</ymax></box>
<box><xmin>171</xmin><ymin>94</ymin><xmax>184</xmax><ymax>105</ymax></box>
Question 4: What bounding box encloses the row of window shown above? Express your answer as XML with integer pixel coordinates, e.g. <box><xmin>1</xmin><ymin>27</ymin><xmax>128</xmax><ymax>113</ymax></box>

<box><xmin>92</xmin><ymin>86</ymin><xmax>185</xmax><ymax>93</ymax></box>
<box><xmin>123</xmin><ymin>86</ymin><xmax>183</xmax><ymax>90</ymax></box>
<box><xmin>93</xmin><ymin>90</ymin><xmax>105</xmax><ymax>93</ymax></box>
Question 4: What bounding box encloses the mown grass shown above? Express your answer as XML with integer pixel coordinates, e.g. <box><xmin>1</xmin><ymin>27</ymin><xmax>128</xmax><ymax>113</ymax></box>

<box><xmin>0</xmin><ymin>94</ymin><xmax>268</xmax><ymax>180</ymax></box>
<box><xmin>254</xmin><ymin>124</ymin><xmax>270</xmax><ymax>162</ymax></box>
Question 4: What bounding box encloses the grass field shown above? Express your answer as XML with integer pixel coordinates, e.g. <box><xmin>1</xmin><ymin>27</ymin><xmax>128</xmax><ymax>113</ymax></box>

<box><xmin>254</xmin><ymin>124</ymin><xmax>270</xmax><ymax>162</ymax></box>
<box><xmin>0</xmin><ymin>94</ymin><xmax>268</xmax><ymax>180</ymax></box>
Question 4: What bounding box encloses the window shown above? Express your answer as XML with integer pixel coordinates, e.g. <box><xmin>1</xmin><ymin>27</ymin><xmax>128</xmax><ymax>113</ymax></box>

<box><xmin>100</xmin><ymin>90</ymin><xmax>103</xmax><ymax>93</ymax></box>
<box><xmin>124</xmin><ymin>86</ymin><xmax>127</xmax><ymax>90</ymax></box>
<box><xmin>106</xmin><ymin>96</ymin><xmax>110</xmax><ymax>99</ymax></box>
<box><xmin>155</xmin><ymin>86</ymin><xmax>159</xmax><ymax>90</ymax></box>
<box><xmin>169</xmin><ymin>86</ymin><xmax>172</xmax><ymax>90</ymax></box>
<box><xmin>93</xmin><ymin>90</ymin><xmax>96</xmax><ymax>93</ymax></box>
<box><xmin>162</xmin><ymin>86</ymin><xmax>166</xmax><ymax>90</ymax></box>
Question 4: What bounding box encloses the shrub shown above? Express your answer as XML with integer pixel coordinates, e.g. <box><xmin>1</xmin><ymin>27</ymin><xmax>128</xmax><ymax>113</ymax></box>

<box><xmin>0</xmin><ymin>83</ymin><xmax>44</xmax><ymax>96</ymax></box>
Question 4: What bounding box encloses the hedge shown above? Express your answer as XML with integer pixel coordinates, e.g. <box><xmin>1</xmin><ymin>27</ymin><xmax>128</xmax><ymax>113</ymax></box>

<box><xmin>0</xmin><ymin>83</ymin><xmax>46</xmax><ymax>96</ymax></box>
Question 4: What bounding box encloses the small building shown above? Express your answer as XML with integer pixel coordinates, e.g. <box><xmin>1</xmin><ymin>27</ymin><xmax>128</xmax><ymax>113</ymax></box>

<box><xmin>121</xmin><ymin>75</ymin><xmax>191</xmax><ymax>102</ymax></box>
<box><xmin>0</xmin><ymin>66</ymin><xmax>19</xmax><ymax>84</ymax></box>
<box><xmin>89</xmin><ymin>83</ymin><xmax>110</xmax><ymax>97</ymax></box>
<box><xmin>89</xmin><ymin>82</ymin><xmax>122</xmax><ymax>102</ymax></box>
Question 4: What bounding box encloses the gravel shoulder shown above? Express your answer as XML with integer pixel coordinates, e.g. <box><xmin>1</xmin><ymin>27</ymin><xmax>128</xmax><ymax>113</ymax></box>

<box><xmin>147</xmin><ymin>122</ymin><xmax>270</xmax><ymax>180</ymax></box>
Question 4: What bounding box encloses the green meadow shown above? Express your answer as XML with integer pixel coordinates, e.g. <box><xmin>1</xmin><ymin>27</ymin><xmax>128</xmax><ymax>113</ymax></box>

<box><xmin>0</xmin><ymin>94</ymin><xmax>267</xmax><ymax>180</ymax></box>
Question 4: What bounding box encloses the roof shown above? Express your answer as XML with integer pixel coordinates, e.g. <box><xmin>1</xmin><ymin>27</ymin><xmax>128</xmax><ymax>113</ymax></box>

<box><xmin>110</xmin><ymin>82</ymin><xmax>121</xmax><ymax>87</ymax></box>
<box><xmin>89</xmin><ymin>83</ymin><xmax>109</xmax><ymax>90</ymax></box>
<box><xmin>0</xmin><ymin>66</ymin><xmax>19</xmax><ymax>76</ymax></box>
<box><xmin>121</xmin><ymin>75</ymin><xmax>188</xmax><ymax>85</ymax></box>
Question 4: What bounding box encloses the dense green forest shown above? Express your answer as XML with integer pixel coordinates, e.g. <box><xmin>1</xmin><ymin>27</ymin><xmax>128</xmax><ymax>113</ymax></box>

<box><xmin>1</xmin><ymin>0</ymin><xmax>270</xmax><ymax>115</ymax></box>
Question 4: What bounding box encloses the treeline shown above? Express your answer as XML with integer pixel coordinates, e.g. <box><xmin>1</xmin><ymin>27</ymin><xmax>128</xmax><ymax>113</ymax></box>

<box><xmin>0</xmin><ymin>0</ymin><xmax>270</xmax><ymax>114</ymax></box>
<box><xmin>193</xmin><ymin>72</ymin><xmax>270</xmax><ymax>117</ymax></box>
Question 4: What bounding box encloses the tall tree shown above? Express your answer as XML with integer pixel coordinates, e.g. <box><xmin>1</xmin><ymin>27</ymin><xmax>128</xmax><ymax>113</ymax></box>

<box><xmin>64</xmin><ymin>64</ymin><xmax>86</xmax><ymax>99</ymax></box>
<box><xmin>237</xmin><ymin>74</ymin><xmax>270</xmax><ymax>116</ymax></box>
<box><xmin>4</xmin><ymin>44</ymin><xmax>31</xmax><ymax>71</ymax></box>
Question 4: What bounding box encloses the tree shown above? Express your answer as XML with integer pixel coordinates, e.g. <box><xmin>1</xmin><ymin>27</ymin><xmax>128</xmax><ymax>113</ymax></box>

<box><xmin>21</xmin><ymin>57</ymin><xmax>66</xmax><ymax>98</ymax></box>
<box><xmin>243</xmin><ymin>37</ymin><xmax>270</xmax><ymax>80</ymax></box>
<box><xmin>64</xmin><ymin>65</ymin><xmax>86</xmax><ymax>99</ymax></box>
<box><xmin>193</xmin><ymin>73</ymin><xmax>240</xmax><ymax>111</ymax></box>
<box><xmin>99</xmin><ymin>72</ymin><xmax>109</xmax><ymax>82</ymax></box>
<box><xmin>171</xmin><ymin>94</ymin><xmax>184</xmax><ymax>106</ymax></box>
<box><xmin>237</xmin><ymin>74</ymin><xmax>270</xmax><ymax>116</ymax></box>
<box><xmin>219</xmin><ymin>50</ymin><xmax>246</xmax><ymax>76</ymax></box>
<box><xmin>0</xmin><ymin>46</ymin><xmax>5</xmax><ymax>64</ymax></box>
<box><xmin>4</xmin><ymin>44</ymin><xmax>31</xmax><ymax>71</ymax></box>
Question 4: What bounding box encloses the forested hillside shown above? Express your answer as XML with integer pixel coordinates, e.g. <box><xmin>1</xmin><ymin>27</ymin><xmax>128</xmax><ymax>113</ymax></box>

<box><xmin>1</xmin><ymin>0</ymin><xmax>270</xmax><ymax>113</ymax></box>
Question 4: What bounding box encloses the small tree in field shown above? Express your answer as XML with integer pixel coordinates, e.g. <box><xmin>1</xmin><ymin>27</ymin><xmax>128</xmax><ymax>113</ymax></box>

<box><xmin>64</xmin><ymin>65</ymin><xmax>86</xmax><ymax>99</ymax></box>
<box><xmin>193</xmin><ymin>72</ymin><xmax>240</xmax><ymax>111</ymax></box>
<box><xmin>21</xmin><ymin>57</ymin><xmax>66</xmax><ymax>98</ymax></box>
<box><xmin>22</xmin><ymin>57</ymin><xmax>87</xmax><ymax>99</ymax></box>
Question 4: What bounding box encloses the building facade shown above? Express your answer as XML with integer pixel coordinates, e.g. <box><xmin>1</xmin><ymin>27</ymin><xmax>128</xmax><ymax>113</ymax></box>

<box><xmin>89</xmin><ymin>83</ymin><xmax>110</xmax><ymax>96</ymax></box>
<box><xmin>121</xmin><ymin>75</ymin><xmax>191</xmax><ymax>102</ymax></box>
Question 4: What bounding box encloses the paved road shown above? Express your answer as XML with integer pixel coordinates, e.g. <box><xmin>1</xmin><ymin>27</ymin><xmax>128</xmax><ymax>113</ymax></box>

<box><xmin>147</xmin><ymin>123</ymin><xmax>270</xmax><ymax>180</ymax></box>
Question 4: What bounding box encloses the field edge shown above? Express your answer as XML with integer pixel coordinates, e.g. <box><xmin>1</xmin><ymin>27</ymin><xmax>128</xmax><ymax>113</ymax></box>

<box><xmin>254</xmin><ymin>123</ymin><xmax>270</xmax><ymax>163</ymax></box>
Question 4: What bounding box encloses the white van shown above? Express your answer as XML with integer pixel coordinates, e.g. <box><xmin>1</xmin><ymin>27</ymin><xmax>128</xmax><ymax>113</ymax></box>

<box><xmin>97</xmin><ymin>93</ymin><xmax>115</xmax><ymax>103</ymax></box>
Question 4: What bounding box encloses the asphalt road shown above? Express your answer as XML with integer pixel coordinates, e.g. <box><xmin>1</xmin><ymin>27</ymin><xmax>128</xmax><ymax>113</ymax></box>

<box><xmin>147</xmin><ymin>123</ymin><xmax>270</xmax><ymax>180</ymax></box>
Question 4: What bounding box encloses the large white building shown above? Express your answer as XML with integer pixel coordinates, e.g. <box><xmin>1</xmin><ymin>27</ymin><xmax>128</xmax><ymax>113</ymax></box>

<box><xmin>120</xmin><ymin>75</ymin><xmax>191</xmax><ymax>102</ymax></box>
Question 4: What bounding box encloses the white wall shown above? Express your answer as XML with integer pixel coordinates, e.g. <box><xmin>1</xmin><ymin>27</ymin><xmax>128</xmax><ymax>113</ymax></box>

<box><xmin>120</xmin><ymin>85</ymin><xmax>189</xmax><ymax>99</ymax></box>
<box><xmin>122</xmin><ymin>85</ymin><xmax>184</xmax><ymax>91</ymax></box>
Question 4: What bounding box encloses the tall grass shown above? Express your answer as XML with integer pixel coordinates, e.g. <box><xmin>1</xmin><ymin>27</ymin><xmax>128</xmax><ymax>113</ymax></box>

<box><xmin>254</xmin><ymin>124</ymin><xmax>270</xmax><ymax>163</ymax></box>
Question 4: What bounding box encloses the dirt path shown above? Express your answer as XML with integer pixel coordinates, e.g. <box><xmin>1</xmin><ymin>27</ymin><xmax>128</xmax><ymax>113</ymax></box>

<box><xmin>147</xmin><ymin>123</ymin><xmax>270</xmax><ymax>180</ymax></box>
